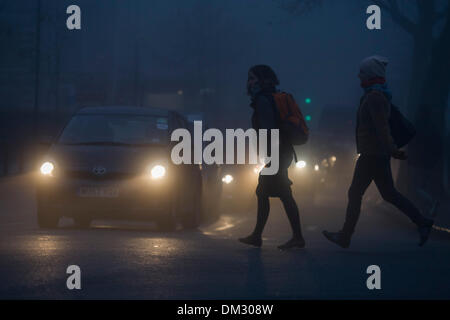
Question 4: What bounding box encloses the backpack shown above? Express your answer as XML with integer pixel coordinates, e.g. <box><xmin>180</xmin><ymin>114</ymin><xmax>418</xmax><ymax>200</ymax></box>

<box><xmin>369</xmin><ymin>91</ymin><xmax>416</xmax><ymax>148</ymax></box>
<box><xmin>272</xmin><ymin>92</ymin><xmax>309</xmax><ymax>146</ymax></box>
<box><xmin>389</xmin><ymin>104</ymin><xmax>416</xmax><ymax>148</ymax></box>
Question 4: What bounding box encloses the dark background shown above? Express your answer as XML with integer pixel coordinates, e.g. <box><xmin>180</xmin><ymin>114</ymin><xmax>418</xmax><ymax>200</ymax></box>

<box><xmin>1</xmin><ymin>0</ymin><xmax>449</xmax><ymax>200</ymax></box>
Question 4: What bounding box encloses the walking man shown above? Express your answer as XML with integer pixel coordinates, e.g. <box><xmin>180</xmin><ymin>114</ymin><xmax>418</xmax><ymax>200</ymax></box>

<box><xmin>323</xmin><ymin>56</ymin><xmax>434</xmax><ymax>248</ymax></box>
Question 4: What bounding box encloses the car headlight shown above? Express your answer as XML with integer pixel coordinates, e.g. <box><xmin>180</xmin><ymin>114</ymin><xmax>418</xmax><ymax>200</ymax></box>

<box><xmin>314</xmin><ymin>164</ymin><xmax>320</xmax><ymax>171</ymax></box>
<box><xmin>40</xmin><ymin>161</ymin><xmax>55</xmax><ymax>176</ymax></box>
<box><xmin>295</xmin><ymin>161</ymin><xmax>307</xmax><ymax>169</ymax></box>
<box><xmin>150</xmin><ymin>165</ymin><xmax>166</xmax><ymax>179</ymax></box>
<box><xmin>222</xmin><ymin>174</ymin><xmax>233</xmax><ymax>184</ymax></box>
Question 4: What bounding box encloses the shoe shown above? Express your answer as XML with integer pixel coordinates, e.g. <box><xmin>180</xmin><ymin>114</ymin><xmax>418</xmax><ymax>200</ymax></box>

<box><xmin>429</xmin><ymin>200</ymin><xmax>440</xmax><ymax>218</ymax></box>
<box><xmin>239</xmin><ymin>234</ymin><xmax>262</xmax><ymax>248</ymax></box>
<box><xmin>418</xmin><ymin>220</ymin><xmax>434</xmax><ymax>247</ymax></box>
<box><xmin>322</xmin><ymin>230</ymin><xmax>351</xmax><ymax>249</ymax></box>
<box><xmin>278</xmin><ymin>237</ymin><xmax>305</xmax><ymax>250</ymax></box>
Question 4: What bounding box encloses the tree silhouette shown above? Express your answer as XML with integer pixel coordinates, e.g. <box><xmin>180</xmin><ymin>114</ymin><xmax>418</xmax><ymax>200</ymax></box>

<box><xmin>278</xmin><ymin>0</ymin><xmax>450</xmax><ymax>198</ymax></box>
<box><xmin>372</xmin><ymin>0</ymin><xmax>450</xmax><ymax>197</ymax></box>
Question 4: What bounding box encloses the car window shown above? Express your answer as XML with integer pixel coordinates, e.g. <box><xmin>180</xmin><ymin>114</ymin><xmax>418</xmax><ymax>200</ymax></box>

<box><xmin>58</xmin><ymin>114</ymin><xmax>169</xmax><ymax>145</ymax></box>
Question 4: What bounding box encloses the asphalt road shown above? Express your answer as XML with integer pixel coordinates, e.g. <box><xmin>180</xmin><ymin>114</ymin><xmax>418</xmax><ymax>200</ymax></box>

<box><xmin>1</xmin><ymin>174</ymin><xmax>450</xmax><ymax>299</ymax></box>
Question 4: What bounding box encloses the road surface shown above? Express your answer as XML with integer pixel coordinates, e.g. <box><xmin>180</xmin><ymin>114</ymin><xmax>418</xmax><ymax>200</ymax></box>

<box><xmin>1</xmin><ymin>174</ymin><xmax>450</xmax><ymax>299</ymax></box>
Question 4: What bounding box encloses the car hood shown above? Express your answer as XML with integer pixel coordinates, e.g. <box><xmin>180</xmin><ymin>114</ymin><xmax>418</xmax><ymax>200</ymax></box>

<box><xmin>46</xmin><ymin>144</ymin><xmax>172</xmax><ymax>174</ymax></box>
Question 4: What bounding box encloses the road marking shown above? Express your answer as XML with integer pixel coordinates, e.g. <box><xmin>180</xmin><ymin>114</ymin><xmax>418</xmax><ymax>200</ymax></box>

<box><xmin>433</xmin><ymin>225</ymin><xmax>450</xmax><ymax>234</ymax></box>
<box><xmin>0</xmin><ymin>222</ymin><xmax>27</xmax><ymax>226</ymax></box>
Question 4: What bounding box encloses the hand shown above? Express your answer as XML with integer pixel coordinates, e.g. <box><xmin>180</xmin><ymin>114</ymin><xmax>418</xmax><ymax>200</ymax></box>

<box><xmin>392</xmin><ymin>150</ymin><xmax>408</xmax><ymax>160</ymax></box>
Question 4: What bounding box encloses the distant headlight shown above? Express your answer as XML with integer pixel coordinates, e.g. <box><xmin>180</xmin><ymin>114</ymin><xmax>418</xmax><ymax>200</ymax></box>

<box><xmin>254</xmin><ymin>164</ymin><xmax>265</xmax><ymax>174</ymax></box>
<box><xmin>151</xmin><ymin>165</ymin><xmax>166</xmax><ymax>179</ymax></box>
<box><xmin>314</xmin><ymin>164</ymin><xmax>320</xmax><ymax>171</ymax></box>
<box><xmin>295</xmin><ymin>161</ymin><xmax>307</xmax><ymax>169</ymax></box>
<box><xmin>222</xmin><ymin>174</ymin><xmax>233</xmax><ymax>184</ymax></box>
<box><xmin>40</xmin><ymin>161</ymin><xmax>54</xmax><ymax>176</ymax></box>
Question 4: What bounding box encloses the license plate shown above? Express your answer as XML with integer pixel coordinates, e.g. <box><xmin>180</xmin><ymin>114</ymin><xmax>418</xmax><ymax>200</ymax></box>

<box><xmin>78</xmin><ymin>186</ymin><xmax>119</xmax><ymax>198</ymax></box>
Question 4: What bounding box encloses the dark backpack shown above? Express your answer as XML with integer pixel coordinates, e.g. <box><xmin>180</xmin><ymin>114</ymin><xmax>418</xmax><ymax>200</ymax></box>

<box><xmin>368</xmin><ymin>91</ymin><xmax>416</xmax><ymax>148</ymax></box>
<box><xmin>389</xmin><ymin>104</ymin><xmax>416</xmax><ymax>148</ymax></box>
<box><xmin>272</xmin><ymin>92</ymin><xmax>309</xmax><ymax>146</ymax></box>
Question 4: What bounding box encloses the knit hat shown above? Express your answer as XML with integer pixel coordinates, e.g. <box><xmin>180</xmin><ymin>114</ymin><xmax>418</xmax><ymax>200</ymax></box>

<box><xmin>359</xmin><ymin>55</ymin><xmax>389</xmax><ymax>79</ymax></box>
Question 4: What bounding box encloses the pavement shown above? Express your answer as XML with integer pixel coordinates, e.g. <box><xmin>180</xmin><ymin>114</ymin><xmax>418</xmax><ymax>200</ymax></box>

<box><xmin>1</xmin><ymin>174</ymin><xmax>450</xmax><ymax>299</ymax></box>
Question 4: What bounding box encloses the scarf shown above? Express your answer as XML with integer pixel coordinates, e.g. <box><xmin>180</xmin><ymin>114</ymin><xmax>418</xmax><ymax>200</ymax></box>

<box><xmin>362</xmin><ymin>77</ymin><xmax>392</xmax><ymax>101</ymax></box>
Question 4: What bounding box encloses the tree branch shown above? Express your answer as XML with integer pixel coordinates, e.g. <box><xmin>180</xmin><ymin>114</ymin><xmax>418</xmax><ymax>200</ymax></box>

<box><xmin>387</xmin><ymin>0</ymin><xmax>417</xmax><ymax>34</ymax></box>
<box><xmin>433</xmin><ymin>1</ymin><xmax>450</xmax><ymax>47</ymax></box>
<box><xmin>275</xmin><ymin>0</ymin><xmax>322</xmax><ymax>16</ymax></box>
<box><xmin>372</xmin><ymin>0</ymin><xmax>417</xmax><ymax>34</ymax></box>
<box><xmin>434</xmin><ymin>1</ymin><xmax>450</xmax><ymax>22</ymax></box>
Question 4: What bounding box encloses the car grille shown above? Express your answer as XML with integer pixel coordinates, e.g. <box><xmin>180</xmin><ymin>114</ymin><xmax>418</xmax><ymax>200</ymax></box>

<box><xmin>63</xmin><ymin>170</ymin><xmax>136</xmax><ymax>181</ymax></box>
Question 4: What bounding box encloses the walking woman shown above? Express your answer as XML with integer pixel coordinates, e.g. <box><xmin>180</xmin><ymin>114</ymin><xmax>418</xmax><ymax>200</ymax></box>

<box><xmin>239</xmin><ymin>65</ymin><xmax>305</xmax><ymax>250</ymax></box>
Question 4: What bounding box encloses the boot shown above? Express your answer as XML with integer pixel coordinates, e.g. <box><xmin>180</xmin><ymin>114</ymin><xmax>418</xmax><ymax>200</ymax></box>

<box><xmin>418</xmin><ymin>219</ymin><xmax>434</xmax><ymax>247</ymax></box>
<box><xmin>322</xmin><ymin>230</ymin><xmax>351</xmax><ymax>249</ymax></box>
<box><xmin>278</xmin><ymin>237</ymin><xmax>305</xmax><ymax>250</ymax></box>
<box><xmin>238</xmin><ymin>234</ymin><xmax>262</xmax><ymax>248</ymax></box>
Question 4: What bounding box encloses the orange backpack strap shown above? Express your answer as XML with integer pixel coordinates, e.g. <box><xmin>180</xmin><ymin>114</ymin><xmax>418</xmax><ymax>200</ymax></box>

<box><xmin>272</xmin><ymin>92</ymin><xmax>290</xmax><ymax>120</ymax></box>
<box><xmin>273</xmin><ymin>92</ymin><xmax>309</xmax><ymax>134</ymax></box>
<box><xmin>272</xmin><ymin>92</ymin><xmax>309</xmax><ymax>147</ymax></box>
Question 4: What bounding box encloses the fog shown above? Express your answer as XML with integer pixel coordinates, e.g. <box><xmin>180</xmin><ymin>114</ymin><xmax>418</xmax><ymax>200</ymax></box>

<box><xmin>1</xmin><ymin>0</ymin><xmax>422</xmax><ymax>129</ymax></box>
<box><xmin>1</xmin><ymin>0</ymin><xmax>449</xmax><ymax>200</ymax></box>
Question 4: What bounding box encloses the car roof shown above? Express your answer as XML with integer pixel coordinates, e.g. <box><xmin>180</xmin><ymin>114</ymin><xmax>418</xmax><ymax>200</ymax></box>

<box><xmin>76</xmin><ymin>106</ymin><xmax>171</xmax><ymax>117</ymax></box>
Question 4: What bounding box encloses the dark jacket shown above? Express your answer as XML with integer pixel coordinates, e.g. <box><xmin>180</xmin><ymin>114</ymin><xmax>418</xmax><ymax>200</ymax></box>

<box><xmin>356</xmin><ymin>90</ymin><xmax>398</xmax><ymax>155</ymax></box>
<box><xmin>250</xmin><ymin>90</ymin><xmax>294</xmax><ymax>168</ymax></box>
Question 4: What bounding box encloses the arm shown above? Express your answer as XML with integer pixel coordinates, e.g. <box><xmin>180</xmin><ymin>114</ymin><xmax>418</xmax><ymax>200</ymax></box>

<box><xmin>255</xmin><ymin>95</ymin><xmax>276</xmax><ymax>130</ymax></box>
<box><xmin>255</xmin><ymin>95</ymin><xmax>277</xmax><ymax>158</ymax></box>
<box><xmin>366</xmin><ymin>92</ymin><xmax>399</xmax><ymax>155</ymax></box>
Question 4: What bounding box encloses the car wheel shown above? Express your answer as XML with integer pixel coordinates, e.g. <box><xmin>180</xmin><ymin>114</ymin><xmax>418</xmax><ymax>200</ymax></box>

<box><xmin>158</xmin><ymin>201</ymin><xmax>177</xmax><ymax>232</ymax></box>
<box><xmin>182</xmin><ymin>186</ymin><xmax>202</xmax><ymax>230</ymax></box>
<box><xmin>74</xmin><ymin>216</ymin><xmax>92</xmax><ymax>228</ymax></box>
<box><xmin>158</xmin><ymin>216</ymin><xmax>176</xmax><ymax>232</ymax></box>
<box><xmin>204</xmin><ymin>182</ymin><xmax>221</xmax><ymax>222</ymax></box>
<box><xmin>36</xmin><ymin>202</ymin><xmax>59</xmax><ymax>228</ymax></box>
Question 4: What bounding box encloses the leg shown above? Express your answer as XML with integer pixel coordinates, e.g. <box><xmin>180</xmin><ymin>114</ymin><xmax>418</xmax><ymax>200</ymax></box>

<box><xmin>280</xmin><ymin>192</ymin><xmax>303</xmax><ymax>240</ymax></box>
<box><xmin>373</xmin><ymin>157</ymin><xmax>431</xmax><ymax>227</ymax></box>
<box><xmin>341</xmin><ymin>155</ymin><xmax>375</xmax><ymax>236</ymax></box>
<box><xmin>252</xmin><ymin>195</ymin><xmax>270</xmax><ymax>238</ymax></box>
<box><xmin>323</xmin><ymin>156</ymin><xmax>374</xmax><ymax>248</ymax></box>
<box><xmin>278</xmin><ymin>192</ymin><xmax>305</xmax><ymax>250</ymax></box>
<box><xmin>238</xmin><ymin>195</ymin><xmax>269</xmax><ymax>247</ymax></box>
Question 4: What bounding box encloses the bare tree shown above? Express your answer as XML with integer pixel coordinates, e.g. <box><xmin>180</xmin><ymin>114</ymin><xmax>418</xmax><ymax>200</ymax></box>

<box><xmin>276</xmin><ymin>0</ymin><xmax>322</xmax><ymax>15</ymax></box>
<box><xmin>278</xmin><ymin>0</ymin><xmax>450</xmax><ymax>198</ymax></box>
<box><xmin>372</xmin><ymin>0</ymin><xmax>450</xmax><ymax>198</ymax></box>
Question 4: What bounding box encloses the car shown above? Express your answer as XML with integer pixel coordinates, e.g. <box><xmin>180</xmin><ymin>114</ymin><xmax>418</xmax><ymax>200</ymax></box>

<box><xmin>219</xmin><ymin>163</ymin><xmax>258</xmax><ymax>214</ymax></box>
<box><xmin>35</xmin><ymin>106</ymin><xmax>221</xmax><ymax>230</ymax></box>
<box><xmin>289</xmin><ymin>145</ymin><xmax>324</xmax><ymax>204</ymax></box>
<box><xmin>218</xmin><ymin>147</ymin><xmax>323</xmax><ymax>212</ymax></box>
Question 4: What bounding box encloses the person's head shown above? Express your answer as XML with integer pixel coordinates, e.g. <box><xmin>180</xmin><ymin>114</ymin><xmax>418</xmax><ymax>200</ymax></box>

<box><xmin>358</xmin><ymin>55</ymin><xmax>389</xmax><ymax>84</ymax></box>
<box><xmin>247</xmin><ymin>65</ymin><xmax>279</xmax><ymax>96</ymax></box>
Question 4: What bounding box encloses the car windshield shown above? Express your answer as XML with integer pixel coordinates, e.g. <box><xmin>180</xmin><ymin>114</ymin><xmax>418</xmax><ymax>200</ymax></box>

<box><xmin>58</xmin><ymin>114</ymin><xmax>169</xmax><ymax>146</ymax></box>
